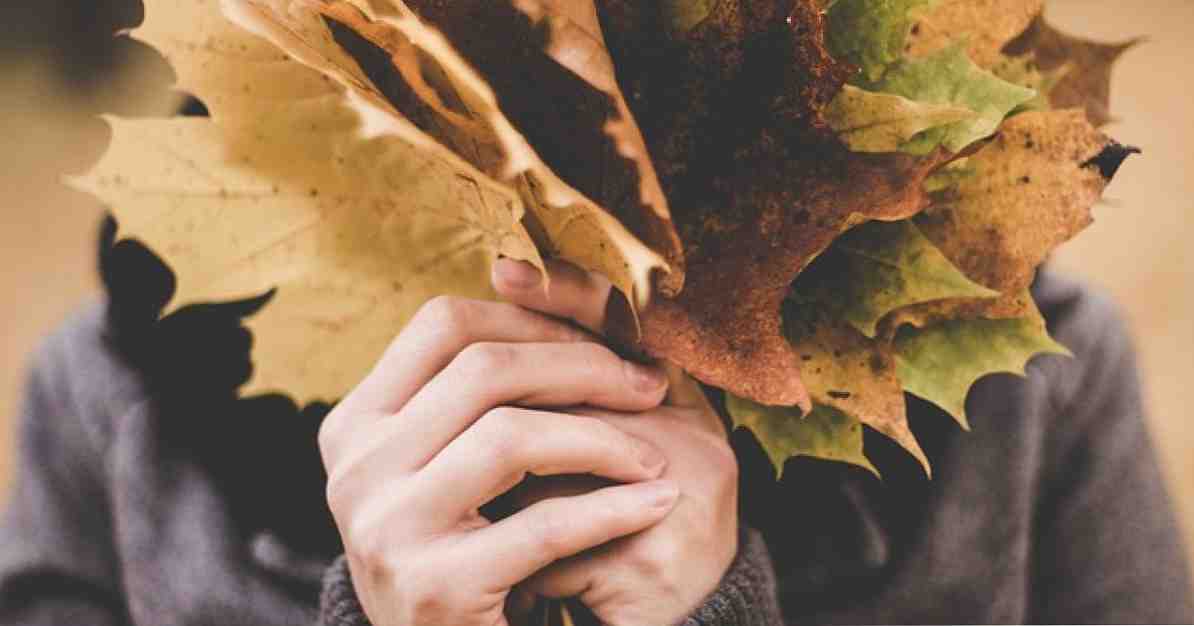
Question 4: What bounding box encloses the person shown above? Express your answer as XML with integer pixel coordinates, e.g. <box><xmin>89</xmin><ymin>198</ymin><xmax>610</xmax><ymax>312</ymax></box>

<box><xmin>1</xmin><ymin>216</ymin><xmax>1193</xmax><ymax>625</ymax></box>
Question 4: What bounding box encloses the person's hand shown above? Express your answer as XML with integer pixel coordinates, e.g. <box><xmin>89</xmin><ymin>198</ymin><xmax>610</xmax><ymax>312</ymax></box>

<box><xmin>492</xmin><ymin>259</ymin><xmax>740</xmax><ymax>626</ymax></box>
<box><xmin>318</xmin><ymin>264</ymin><xmax>682</xmax><ymax>626</ymax></box>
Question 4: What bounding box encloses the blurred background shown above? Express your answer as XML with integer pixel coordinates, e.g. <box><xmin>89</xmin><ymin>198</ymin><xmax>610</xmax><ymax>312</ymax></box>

<box><xmin>1</xmin><ymin>0</ymin><xmax>1191</xmax><ymax>569</ymax></box>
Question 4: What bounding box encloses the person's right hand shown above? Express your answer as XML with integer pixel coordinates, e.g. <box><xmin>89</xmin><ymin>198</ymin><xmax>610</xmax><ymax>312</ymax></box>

<box><xmin>317</xmin><ymin>272</ymin><xmax>680</xmax><ymax>626</ymax></box>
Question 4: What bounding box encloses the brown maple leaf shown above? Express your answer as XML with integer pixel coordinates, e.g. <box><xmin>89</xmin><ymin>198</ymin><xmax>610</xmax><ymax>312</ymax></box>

<box><xmin>600</xmin><ymin>0</ymin><xmax>949</xmax><ymax>408</ymax></box>
<box><xmin>1003</xmin><ymin>15</ymin><xmax>1143</xmax><ymax>127</ymax></box>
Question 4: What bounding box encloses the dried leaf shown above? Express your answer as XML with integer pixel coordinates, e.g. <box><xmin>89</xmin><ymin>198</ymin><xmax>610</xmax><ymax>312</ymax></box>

<box><xmin>601</xmin><ymin>0</ymin><xmax>950</xmax><ymax>408</ymax></box>
<box><xmin>894</xmin><ymin>303</ymin><xmax>1070</xmax><ymax>429</ymax></box>
<box><xmin>905</xmin><ymin>0</ymin><xmax>1045</xmax><ymax>69</ymax></box>
<box><xmin>784</xmin><ymin>296</ymin><xmax>930</xmax><ymax>475</ymax></box>
<box><xmin>70</xmin><ymin>0</ymin><xmax>544</xmax><ymax>402</ymax></box>
<box><xmin>826</xmin><ymin>84</ymin><xmax>979</xmax><ymax>153</ymax></box>
<box><xmin>727</xmin><ymin>398</ymin><xmax>878</xmax><ymax>478</ymax></box>
<box><xmin>897</xmin><ymin>109</ymin><xmax>1127</xmax><ymax>328</ymax></box>
<box><xmin>1003</xmin><ymin>15</ymin><xmax>1141</xmax><ymax>127</ymax></box>
<box><xmin>795</xmin><ymin>220</ymin><xmax>997</xmax><ymax>338</ymax></box>
<box><xmin>381</xmin><ymin>0</ymin><xmax>684</xmax><ymax>302</ymax></box>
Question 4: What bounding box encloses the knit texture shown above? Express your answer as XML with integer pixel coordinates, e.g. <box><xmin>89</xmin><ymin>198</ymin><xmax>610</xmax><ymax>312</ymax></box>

<box><xmin>680</xmin><ymin>530</ymin><xmax>783</xmax><ymax>626</ymax></box>
<box><xmin>321</xmin><ymin>557</ymin><xmax>369</xmax><ymax>626</ymax></box>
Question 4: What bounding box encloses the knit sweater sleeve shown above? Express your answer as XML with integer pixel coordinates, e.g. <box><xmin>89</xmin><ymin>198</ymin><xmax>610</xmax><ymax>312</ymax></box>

<box><xmin>0</xmin><ymin>328</ymin><xmax>129</xmax><ymax>625</ymax></box>
<box><xmin>318</xmin><ymin>528</ymin><xmax>784</xmax><ymax>626</ymax></box>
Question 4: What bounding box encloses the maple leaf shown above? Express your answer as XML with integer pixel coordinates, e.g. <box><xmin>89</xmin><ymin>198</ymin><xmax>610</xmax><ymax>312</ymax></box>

<box><xmin>1003</xmin><ymin>14</ymin><xmax>1142</xmax><ymax>127</ymax></box>
<box><xmin>865</xmin><ymin>43</ymin><xmax>1036</xmax><ymax>154</ymax></box>
<box><xmin>72</xmin><ymin>0</ymin><xmax>1143</xmax><ymax>483</ymax></box>
<box><xmin>232</xmin><ymin>0</ymin><xmax>678</xmax><ymax>307</ymax></box>
<box><xmin>726</xmin><ymin>397</ymin><xmax>878</xmax><ymax>479</ymax></box>
<box><xmin>794</xmin><ymin>220</ymin><xmax>997</xmax><ymax>339</ymax></box>
<box><xmin>783</xmin><ymin>295</ymin><xmax>929</xmax><ymax>474</ymax></box>
<box><xmin>597</xmin><ymin>0</ymin><xmax>952</xmax><ymax>408</ymax></box>
<box><xmin>894</xmin><ymin>303</ymin><xmax>1069</xmax><ymax>429</ymax></box>
<box><xmin>904</xmin><ymin>0</ymin><xmax>1044</xmax><ymax>69</ymax></box>
<box><xmin>69</xmin><ymin>0</ymin><xmax>551</xmax><ymax>402</ymax></box>
<box><xmin>890</xmin><ymin>109</ymin><xmax>1133</xmax><ymax>330</ymax></box>
<box><xmin>825</xmin><ymin>84</ymin><xmax>979</xmax><ymax>153</ymax></box>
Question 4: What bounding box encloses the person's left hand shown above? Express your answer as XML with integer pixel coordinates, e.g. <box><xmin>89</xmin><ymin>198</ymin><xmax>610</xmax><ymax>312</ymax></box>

<box><xmin>492</xmin><ymin>258</ymin><xmax>740</xmax><ymax>626</ymax></box>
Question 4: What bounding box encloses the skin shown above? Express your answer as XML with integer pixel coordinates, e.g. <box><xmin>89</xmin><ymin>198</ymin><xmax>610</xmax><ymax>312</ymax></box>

<box><xmin>319</xmin><ymin>258</ymin><xmax>739</xmax><ymax>626</ymax></box>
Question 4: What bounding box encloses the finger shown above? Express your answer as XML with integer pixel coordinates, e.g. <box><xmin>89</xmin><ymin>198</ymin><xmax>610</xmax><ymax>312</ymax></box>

<box><xmin>521</xmin><ymin>548</ymin><xmax>605</xmax><ymax>601</ymax></box>
<box><xmin>493</xmin><ymin>258</ymin><xmax>612</xmax><ymax>335</ymax></box>
<box><xmin>393</xmin><ymin>341</ymin><xmax>669</xmax><ymax>466</ymax></box>
<box><xmin>454</xmin><ymin>480</ymin><xmax>679</xmax><ymax>591</ymax></box>
<box><xmin>412</xmin><ymin>408</ymin><xmax>667</xmax><ymax>519</ymax></box>
<box><xmin>323</xmin><ymin>298</ymin><xmax>593</xmax><ymax>452</ymax></box>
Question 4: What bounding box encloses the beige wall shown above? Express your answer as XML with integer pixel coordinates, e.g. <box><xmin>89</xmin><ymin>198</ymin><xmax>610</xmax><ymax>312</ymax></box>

<box><xmin>2</xmin><ymin>0</ymin><xmax>1192</xmax><ymax>566</ymax></box>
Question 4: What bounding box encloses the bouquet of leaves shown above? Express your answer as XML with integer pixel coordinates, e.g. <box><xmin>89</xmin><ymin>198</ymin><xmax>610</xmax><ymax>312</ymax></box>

<box><xmin>75</xmin><ymin>0</ymin><xmax>1137</xmax><ymax>482</ymax></box>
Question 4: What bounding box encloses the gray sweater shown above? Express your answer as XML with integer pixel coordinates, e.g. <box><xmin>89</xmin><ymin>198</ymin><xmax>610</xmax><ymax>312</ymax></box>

<box><xmin>1</xmin><ymin>267</ymin><xmax>1191</xmax><ymax>625</ymax></box>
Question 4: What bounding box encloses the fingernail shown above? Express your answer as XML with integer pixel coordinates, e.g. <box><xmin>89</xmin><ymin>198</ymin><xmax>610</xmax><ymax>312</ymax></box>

<box><xmin>493</xmin><ymin>258</ymin><xmax>542</xmax><ymax>290</ymax></box>
<box><xmin>642</xmin><ymin>480</ymin><xmax>680</xmax><ymax>509</ymax></box>
<box><xmin>640</xmin><ymin>446</ymin><xmax>668</xmax><ymax>477</ymax></box>
<box><xmin>626</xmin><ymin>361</ymin><xmax>668</xmax><ymax>393</ymax></box>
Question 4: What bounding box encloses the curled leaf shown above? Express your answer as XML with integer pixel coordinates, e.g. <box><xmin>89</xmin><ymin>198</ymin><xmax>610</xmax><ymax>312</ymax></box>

<box><xmin>243</xmin><ymin>0</ymin><xmax>677</xmax><ymax>309</ymax></box>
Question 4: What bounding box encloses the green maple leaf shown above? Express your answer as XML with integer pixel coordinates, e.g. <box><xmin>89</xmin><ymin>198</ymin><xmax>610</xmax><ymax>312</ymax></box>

<box><xmin>869</xmin><ymin>44</ymin><xmax>1037</xmax><ymax>154</ymax></box>
<box><xmin>825</xmin><ymin>84</ymin><xmax>979</xmax><ymax>153</ymax></box>
<box><xmin>894</xmin><ymin>314</ymin><xmax>1070</xmax><ymax>429</ymax></box>
<box><xmin>727</xmin><ymin>396</ymin><xmax>878</xmax><ymax>478</ymax></box>
<box><xmin>794</xmin><ymin>220</ymin><xmax>997</xmax><ymax>338</ymax></box>
<box><xmin>826</xmin><ymin>0</ymin><xmax>933</xmax><ymax>83</ymax></box>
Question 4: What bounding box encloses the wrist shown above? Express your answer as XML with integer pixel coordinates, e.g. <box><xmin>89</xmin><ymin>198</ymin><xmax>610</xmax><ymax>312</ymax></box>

<box><xmin>675</xmin><ymin>528</ymin><xmax>783</xmax><ymax>626</ymax></box>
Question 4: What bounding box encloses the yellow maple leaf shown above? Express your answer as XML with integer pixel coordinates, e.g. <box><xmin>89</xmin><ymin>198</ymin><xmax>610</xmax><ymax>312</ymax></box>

<box><xmin>71</xmin><ymin>0</ymin><xmax>545</xmax><ymax>402</ymax></box>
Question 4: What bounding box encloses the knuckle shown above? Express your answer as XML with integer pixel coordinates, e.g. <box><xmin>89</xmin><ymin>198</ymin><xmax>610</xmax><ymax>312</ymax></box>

<box><xmin>416</xmin><ymin>296</ymin><xmax>476</xmax><ymax>344</ymax></box>
<box><xmin>525</xmin><ymin>501</ymin><xmax>571</xmax><ymax>558</ymax></box>
<box><xmin>569</xmin><ymin>414</ymin><xmax>623</xmax><ymax>452</ymax></box>
<box><xmin>455</xmin><ymin>341</ymin><xmax>516</xmax><ymax>377</ymax></box>
<box><xmin>573</xmin><ymin>341</ymin><xmax>617</xmax><ymax>379</ymax></box>
<box><xmin>474</xmin><ymin>408</ymin><xmax>527</xmax><ymax>462</ymax></box>
<box><xmin>636</xmin><ymin>533</ymin><xmax>683</xmax><ymax>579</ymax></box>
<box><xmin>316</xmin><ymin>409</ymin><xmax>353</xmax><ymax>463</ymax></box>
<box><xmin>343</xmin><ymin>523</ymin><xmax>392</xmax><ymax>575</ymax></box>
<box><xmin>324</xmin><ymin>466</ymin><xmax>361</xmax><ymax>519</ymax></box>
